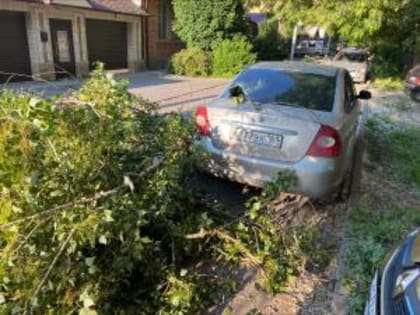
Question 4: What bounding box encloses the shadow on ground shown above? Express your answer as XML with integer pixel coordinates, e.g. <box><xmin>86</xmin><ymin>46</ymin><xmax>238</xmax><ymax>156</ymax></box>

<box><xmin>196</xmin><ymin>132</ymin><xmax>366</xmax><ymax>315</ymax></box>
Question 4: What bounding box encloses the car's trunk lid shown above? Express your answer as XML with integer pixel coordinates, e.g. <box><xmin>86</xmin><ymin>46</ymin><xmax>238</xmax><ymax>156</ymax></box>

<box><xmin>207</xmin><ymin>99</ymin><xmax>324</xmax><ymax>163</ymax></box>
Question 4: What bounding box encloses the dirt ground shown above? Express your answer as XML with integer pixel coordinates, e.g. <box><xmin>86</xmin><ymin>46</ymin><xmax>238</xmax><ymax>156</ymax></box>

<box><xmin>203</xmin><ymin>85</ymin><xmax>420</xmax><ymax>315</ymax></box>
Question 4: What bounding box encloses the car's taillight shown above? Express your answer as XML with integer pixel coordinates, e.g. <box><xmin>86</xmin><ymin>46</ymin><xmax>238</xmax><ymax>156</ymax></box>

<box><xmin>409</xmin><ymin>76</ymin><xmax>420</xmax><ymax>85</ymax></box>
<box><xmin>195</xmin><ymin>105</ymin><xmax>210</xmax><ymax>136</ymax></box>
<box><xmin>307</xmin><ymin>125</ymin><xmax>341</xmax><ymax>157</ymax></box>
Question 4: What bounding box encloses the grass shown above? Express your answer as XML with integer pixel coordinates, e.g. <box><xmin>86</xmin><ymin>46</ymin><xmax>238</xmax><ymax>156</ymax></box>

<box><xmin>344</xmin><ymin>200</ymin><xmax>420</xmax><ymax>313</ymax></box>
<box><xmin>384</xmin><ymin>99</ymin><xmax>412</xmax><ymax>112</ymax></box>
<box><xmin>343</xmin><ymin>115</ymin><xmax>420</xmax><ymax>313</ymax></box>
<box><xmin>366</xmin><ymin>116</ymin><xmax>420</xmax><ymax>186</ymax></box>
<box><xmin>371</xmin><ymin>77</ymin><xmax>403</xmax><ymax>91</ymax></box>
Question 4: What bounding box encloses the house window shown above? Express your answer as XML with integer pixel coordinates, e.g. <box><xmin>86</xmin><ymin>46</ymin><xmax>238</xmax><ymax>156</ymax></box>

<box><xmin>158</xmin><ymin>0</ymin><xmax>171</xmax><ymax>40</ymax></box>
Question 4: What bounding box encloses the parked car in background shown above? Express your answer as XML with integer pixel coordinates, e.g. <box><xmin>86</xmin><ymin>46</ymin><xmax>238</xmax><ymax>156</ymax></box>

<box><xmin>195</xmin><ymin>62</ymin><xmax>371</xmax><ymax>198</ymax></box>
<box><xmin>296</xmin><ymin>39</ymin><xmax>331</xmax><ymax>57</ymax></box>
<box><xmin>331</xmin><ymin>48</ymin><xmax>371</xmax><ymax>83</ymax></box>
<box><xmin>315</xmin><ymin>47</ymin><xmax>371</xmax><ymax>83</ymax></box>
<box><xmin>404</xmin><ymin>64</ymin><xmax>420</xmax><ymax>103</ymax></box>
<box><xmin>364</xmin><ymin>228</ymin><xmax>420</xmax><ymax>315</ymax></box>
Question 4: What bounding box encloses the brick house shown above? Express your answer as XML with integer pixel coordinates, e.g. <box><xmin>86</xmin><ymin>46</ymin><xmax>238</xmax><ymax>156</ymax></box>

<box><xmin>0</xmin><ymin>0</ymin><xmax>182</xmax><ymax>83</ymax></box>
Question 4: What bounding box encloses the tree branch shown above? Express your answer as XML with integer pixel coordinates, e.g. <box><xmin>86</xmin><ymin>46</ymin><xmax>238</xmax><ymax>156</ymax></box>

<box><xmin>185</xmin><ymin>229</ymin><xmax>263</xmax><ymax>267</ymax></box>
<box><xmin>28</xmin><ymin>228</ymin><xmax>75</xmax><ymax>312</ymax></box>
<box><xmin>1</xmin><ymin>158</ymin><xmax>163</xmax><ymax>230</ymax></box>
<box><xmin>0</xmin><ymin>186</ymin><xmax>123</xmax><ymax>230</ymax></box>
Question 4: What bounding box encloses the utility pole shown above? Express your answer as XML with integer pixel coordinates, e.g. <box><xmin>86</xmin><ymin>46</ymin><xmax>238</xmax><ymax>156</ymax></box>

<box><xmin>290</xmin><ymin>24</ymin><xmax>299</xmax><ymax>60</ymax></box>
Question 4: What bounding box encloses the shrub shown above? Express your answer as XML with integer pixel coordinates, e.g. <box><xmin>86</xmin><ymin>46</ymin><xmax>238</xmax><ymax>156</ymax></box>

<box><xmin>212</xmin><ymin>35</ymin><xmax>257</xmax><ymax>77</ymax></box>
<box><xmin>253</xmin><ymin>19</ymin><xmax>289</xmax><ymax>61</ymax></box>
<box><xmin>372</xmin><ymin>77</ymin><xmax>403</xmax><ymax>91</ymax></box>
<box><xmin>171</xmin><ymin>47</ymin><xmax>211</xmax><ymax>77</ymax></box>
<box><xmin>173</xmin><ymin>0</ymin><xmax>247</xmax><ymax>51</ymax></box>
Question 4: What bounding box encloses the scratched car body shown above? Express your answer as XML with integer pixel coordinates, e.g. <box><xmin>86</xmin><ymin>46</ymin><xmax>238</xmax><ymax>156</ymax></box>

<box><xmin>195</xmin><ymin>62</ymin><xmax>371</xmax><ymax>198</ymax></box>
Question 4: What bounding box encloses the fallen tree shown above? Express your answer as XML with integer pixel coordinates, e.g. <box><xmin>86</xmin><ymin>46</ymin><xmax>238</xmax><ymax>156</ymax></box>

<box><xmin>0</xmin><ymin>65</ymin><xmax>308</xmax><ymax>314</ymax></box>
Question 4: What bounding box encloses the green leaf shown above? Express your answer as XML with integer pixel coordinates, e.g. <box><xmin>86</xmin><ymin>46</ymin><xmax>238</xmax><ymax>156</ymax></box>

<box><xmin>103</xmin><ymin>210</ymin><xmax>114</xmax><ymax>222</ymax></box>
<box><xmin>85</xmin><ymin>257</ymin><xmax>95</xmax><ymax>266</ymax></box>
<box><xmin>79</xmin><ymin>308</ymin><xmax>98</xmax><ymax>315</ymax></box>
<box><xmin>79</xmin><ymin>290</ymin><xmax>95</xmax><ymax>308</ymax></box>
<box><xmin>98</xmin><ymin>235</ymin><xmax>107</xmax><ymax>245</ymax></box>
<box><xmin>29</xmin><ymin>97</ymin><xmax>42</xmax><ymax>107</ymax></box>
<box><xmin>170</xmin><ymin>294</ymin><xmax>181</xmax><ymax>307</ymax></box>
<box><xmin>141</xmin><ymin>236</ymin><xmax>152</xmax><ymax>244</ymax></box>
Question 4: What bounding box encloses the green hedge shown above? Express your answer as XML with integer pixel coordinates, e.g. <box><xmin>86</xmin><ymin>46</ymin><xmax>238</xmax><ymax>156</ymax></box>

<box><xmin>212</xmin><ymin>35</ymin><xmax>257</xmax><ymax>77</ymax></box>
<box><xmin>253</xmin><ymin>19</ymin><xmax>289</xmax><ymax>61</ymax></box>
<box><xmin>171</xmin><ymin>47</ymin><xmax>211</xmax><ymax>77</ymax></box>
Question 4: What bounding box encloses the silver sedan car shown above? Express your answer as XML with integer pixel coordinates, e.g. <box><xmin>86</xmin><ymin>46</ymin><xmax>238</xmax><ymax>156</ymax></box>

<box><xmin>195</xmin><ymin>62</ymin><xmax>371</xmax><ymax>198</ymax></box>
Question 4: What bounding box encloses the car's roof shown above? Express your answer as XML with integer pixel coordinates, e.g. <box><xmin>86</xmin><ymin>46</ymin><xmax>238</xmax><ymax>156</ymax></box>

<box><xmin>248</xmin><ymin>61</ymin><xmax>339</xmax><ymax>77</ymax></box>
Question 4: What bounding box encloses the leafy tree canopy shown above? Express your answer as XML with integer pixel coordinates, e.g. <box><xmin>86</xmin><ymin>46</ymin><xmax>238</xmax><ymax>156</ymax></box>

<box><xmin>173</xmin><ymin>0</ymin><xmax>247</xmax><ymax>50</ymax></box>
<box><xmin>247</xmin><ymin>0</ymin><xmax>420</xmax><ymax>75</ymax></box>
<box><xmin>274</xmin><ymin>0</ymin><xmax>410</xmax><ymax>43</ymax></box>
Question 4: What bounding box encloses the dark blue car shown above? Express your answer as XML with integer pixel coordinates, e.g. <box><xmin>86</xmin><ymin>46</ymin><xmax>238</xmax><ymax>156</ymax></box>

<box><xmin>365</xmin><ymin>228</ymin><xmax>420</xmax><ymax>315</ymax></box>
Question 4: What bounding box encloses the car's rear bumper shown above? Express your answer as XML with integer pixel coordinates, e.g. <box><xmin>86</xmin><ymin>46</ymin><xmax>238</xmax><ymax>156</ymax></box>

<box><xmin>200</xmin><ymin>138</ymin><xmax>344</xmax><ymax>198</ymax></box>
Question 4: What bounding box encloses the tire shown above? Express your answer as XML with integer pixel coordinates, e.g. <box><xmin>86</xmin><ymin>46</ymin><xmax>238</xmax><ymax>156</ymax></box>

<box><xmin>410</xmin><ymin>89</ymin><xmax>420</xmax><ymax>103</ymax></box>
<box><xmin>337</xmin><ymin>167</ymin><xmax>353</xmax><ymax>202</ymax></box>
<box><xmin>337</xmin><ymin>140</ymin><xmax>359</xmax><ymax>202</ymax></box>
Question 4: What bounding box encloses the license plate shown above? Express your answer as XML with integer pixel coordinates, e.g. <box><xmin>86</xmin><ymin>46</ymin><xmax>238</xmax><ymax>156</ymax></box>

<box><xmin>364</xmin><ymin>270</ymin><xmax>379</xmax><ymax>315</ymax></box>
<box><xmin>232</xmin><ymin>128</ymin><xmax>283</xmax><ymax>148</ymax></box>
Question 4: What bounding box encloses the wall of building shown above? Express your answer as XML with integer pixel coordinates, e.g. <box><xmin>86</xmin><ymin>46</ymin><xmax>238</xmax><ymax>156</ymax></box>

<box><xmin>0</xmin><ymin>0</ymin><xmax>146</xmax><ymax>80</ymax></box>
<box><xmin>146</xmin><ymin>0</ymin><xmax>183</xmax><ymax>69</ymax></box>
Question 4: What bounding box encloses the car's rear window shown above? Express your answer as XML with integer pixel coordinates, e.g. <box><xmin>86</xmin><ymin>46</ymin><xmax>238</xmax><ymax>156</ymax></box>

<box><xmin>222</xmin><ymin>68</ymin><xmax>336</xmax><ymax>112</ymax></box>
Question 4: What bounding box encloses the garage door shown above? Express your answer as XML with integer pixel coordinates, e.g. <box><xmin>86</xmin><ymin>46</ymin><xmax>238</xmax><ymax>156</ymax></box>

<box><xmin>0</xmin><ymin>11</ymin><xmax>31</xmax><ymax>83</ymax></box>
<box><xmin>86</xmin><ymin>19</ymin><xmax>127</xmax><ymax>70</ymax></box>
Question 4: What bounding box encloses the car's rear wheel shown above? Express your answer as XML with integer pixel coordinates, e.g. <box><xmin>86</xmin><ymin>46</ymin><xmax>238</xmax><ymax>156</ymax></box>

<box><xmin>336</xmin><ymin>140</ymin><xmax>360</xmax><ymax>202</ymax></box>
<box><xmin>337</xmin><ymin>166</ymin><xmax>353</xmax><ymax>201</ymax></box>
<box><xmin>410</xmin><ymin>89</ymin><xmax>420</xmax><ymax>103</ymax></box>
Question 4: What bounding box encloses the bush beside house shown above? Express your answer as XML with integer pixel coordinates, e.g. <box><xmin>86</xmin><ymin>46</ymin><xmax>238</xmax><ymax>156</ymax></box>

<box><xmin>253</xmin><ymin>19</ymin><xmax>290</xmax><ymax>61</ymax></box>
<box><xmin>212</xmin><ymin>36</ymin><xmax>257</xmax><ymax>77</ymax></box>
<box><xmin>172</xmin><ymin>0</ymin><xmax>247</xmax><ymax>51</ymax></box>
<box><xmin>171</xmin><ymin>48</ymin><xmax>211</xmax><ymax>77</ymax></box>
<box><xmin>171</xmin><ymin>0</ymin><xmax>259</xmax><ymax>77</ymax></box>
<box><xmin>171</xmin><ymin>0</ymin><xmax>288</xmax><ymax>77</ymax></box>
<box><xmin>170</xmin><ymin>36</ymin><xmax>256</xmax><ymax>78</ymax></box>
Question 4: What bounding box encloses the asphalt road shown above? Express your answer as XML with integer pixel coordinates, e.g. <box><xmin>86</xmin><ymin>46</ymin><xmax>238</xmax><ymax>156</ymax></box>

<box><xmin>0</xmin><ymin>71</ymin><xmax>229</xmax><ymax>114</ymax></box>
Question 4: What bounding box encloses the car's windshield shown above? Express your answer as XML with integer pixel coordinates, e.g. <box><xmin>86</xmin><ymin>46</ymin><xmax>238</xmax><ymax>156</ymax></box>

<box><xmin>222</xmin><ymin>68</ymin><xmax>336</xmax><ymax>112</ymax></box>
<box><xmin>336</xmin><ymin>51</ymin><xmax>367</xmax><ymax>62</ymax></box>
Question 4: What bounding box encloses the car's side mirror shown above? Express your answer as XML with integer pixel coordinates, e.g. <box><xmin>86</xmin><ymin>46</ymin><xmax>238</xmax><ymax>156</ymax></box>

<box><xmin>358</xmin><ymin>90</ymin><xmax>372</xmax><ymax>100</ymax></box>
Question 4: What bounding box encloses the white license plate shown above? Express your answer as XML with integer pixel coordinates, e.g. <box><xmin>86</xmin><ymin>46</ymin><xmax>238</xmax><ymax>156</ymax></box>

<box><xmin>364</xmin><ymin>270</ymin><xmax>379</xmax><ymax>315</ymax></box>
<box><xmin>232</xmin><ymin>128</ymin><xmax>283</xmax><ymax>148</ymax></box>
